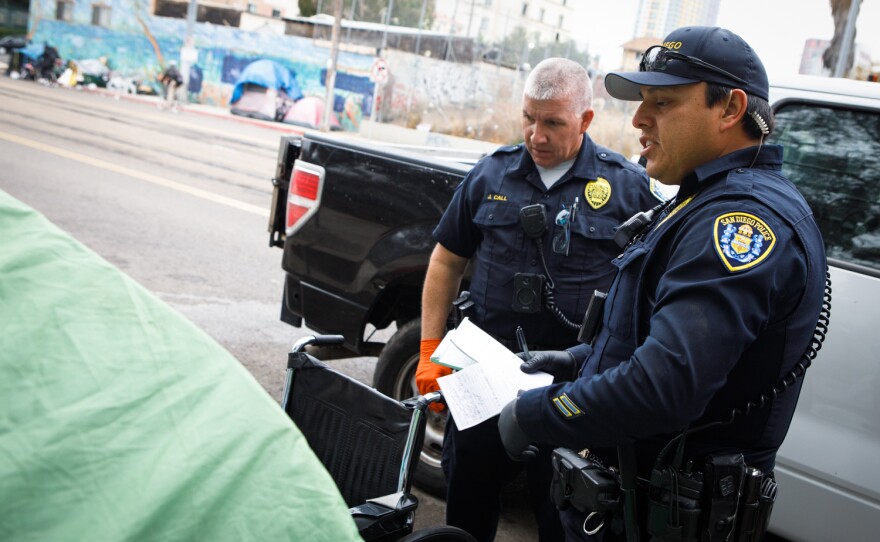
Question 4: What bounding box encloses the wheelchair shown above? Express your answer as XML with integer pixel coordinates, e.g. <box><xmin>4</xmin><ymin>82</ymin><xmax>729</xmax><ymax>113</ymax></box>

<box><xmin>281</xmin><ymin>334</ymin><xmax>477</xmax><ymax>542</ymax></box>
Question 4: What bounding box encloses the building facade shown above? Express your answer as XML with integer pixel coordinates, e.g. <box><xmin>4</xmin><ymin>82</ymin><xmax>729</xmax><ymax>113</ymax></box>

<box><xmin>433</xmin><ymin>0</ymin><xmax>574</xmax><ymax>45</ymax></box>
<box><xmin>632</xmin><ymin>0</ymin><xmax>719</xmax><ymax>41</ymax></box>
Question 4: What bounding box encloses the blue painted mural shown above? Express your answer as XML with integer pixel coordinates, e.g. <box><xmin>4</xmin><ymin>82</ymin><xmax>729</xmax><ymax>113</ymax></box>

<box><xmin>26</xmin><ymin>0</ymin><xmax>376</xmax><ymax>129</ymax></box>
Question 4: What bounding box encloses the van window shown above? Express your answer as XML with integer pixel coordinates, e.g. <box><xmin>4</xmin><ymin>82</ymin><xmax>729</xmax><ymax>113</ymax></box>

<box><xmin>770</xmin><ymin>102</ymin><xmax>880</xmax><ymax>271</ymax></box>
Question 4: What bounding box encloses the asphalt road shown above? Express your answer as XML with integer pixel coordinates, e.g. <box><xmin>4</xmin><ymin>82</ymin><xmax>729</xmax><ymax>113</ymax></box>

<box><xmin>0</xmin><ymin>74</ymin><xmax>538</xmax><ymax>541</ymax></box>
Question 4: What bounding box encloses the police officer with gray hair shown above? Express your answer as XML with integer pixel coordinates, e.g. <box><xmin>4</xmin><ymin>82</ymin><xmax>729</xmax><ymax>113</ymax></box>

<box><xmin>418</xmin><ymin>58</ymin><xmax>662</xmax><ymax>541</ymax></box>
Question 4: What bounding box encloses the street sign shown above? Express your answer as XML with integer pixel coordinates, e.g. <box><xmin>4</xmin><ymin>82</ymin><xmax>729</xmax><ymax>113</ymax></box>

<box><xmin>370</xmin><ymin>58</ymin><xmax>389</xmax><ymax>85</ymax></box>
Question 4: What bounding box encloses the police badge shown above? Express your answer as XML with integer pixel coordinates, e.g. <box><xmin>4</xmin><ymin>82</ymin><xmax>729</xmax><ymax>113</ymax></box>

<box><xmin>585</xmin><ymin>177</ymin><xmax>611</xmax><ymax>209</ymax></box>
<box><xmin>714</xmin><ymin>212</ymin><xmax>776</xmax><ymax>272</ymax></box>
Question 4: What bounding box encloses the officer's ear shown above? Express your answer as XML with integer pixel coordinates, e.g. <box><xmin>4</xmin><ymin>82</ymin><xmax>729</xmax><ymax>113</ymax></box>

<box><xmin>580</xmin><ymin>108</ymin><xmax>595</xmax><ymax>133</ymax></box>
<box><xmin>718</xmin><ymin>89</ymin><xmax>748</xmax><ymax>134</ymax></box>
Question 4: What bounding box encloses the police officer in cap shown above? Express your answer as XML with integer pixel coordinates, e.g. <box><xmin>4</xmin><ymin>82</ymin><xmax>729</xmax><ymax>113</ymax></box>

<box><xmin>416</xmin><ymin>58</ymin><xmax>663</xmax><ymax>541</ymax></box>
<box><xmin>498</xmin><ymin>27</ymin><xmax>827</xmax><ymax>541</ymax></box>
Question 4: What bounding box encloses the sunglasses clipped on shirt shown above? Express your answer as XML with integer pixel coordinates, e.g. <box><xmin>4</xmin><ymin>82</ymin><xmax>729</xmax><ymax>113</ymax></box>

<box><xmin>552</xmin><ymin>198</ymin><xmax>578</xmax><ymax>256</ymax></box>
<box><xmin>639</xmin><ymin>45</ymin><xmax>747</xmax><ymax>86</ymax></box>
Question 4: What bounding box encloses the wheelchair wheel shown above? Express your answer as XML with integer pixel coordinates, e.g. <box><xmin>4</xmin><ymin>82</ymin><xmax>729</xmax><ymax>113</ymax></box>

<box><xmin>396</xmin><ymin>525</ymin><xmax>477</xmax><ymax>542</ymax></box>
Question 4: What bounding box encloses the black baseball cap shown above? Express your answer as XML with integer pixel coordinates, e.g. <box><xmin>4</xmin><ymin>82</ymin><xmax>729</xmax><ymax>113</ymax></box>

<box><xmin>605</xmin><ymin>26</ymin><xmax>769</xmax><ymax>101</ymax></box>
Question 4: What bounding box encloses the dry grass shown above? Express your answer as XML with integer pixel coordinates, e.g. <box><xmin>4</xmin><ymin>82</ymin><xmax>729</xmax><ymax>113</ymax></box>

<box><xmin>387</xmin><ymin>95</ymin><xmax>643</xmax><ymax>159</ymax></box>
<box><xmin>588</xmin><ymin>99</ymin><xmax>643</xmax><ymax>159</ymax></box>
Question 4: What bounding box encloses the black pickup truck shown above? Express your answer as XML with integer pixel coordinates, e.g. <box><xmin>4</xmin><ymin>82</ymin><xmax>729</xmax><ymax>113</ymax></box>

<box><xmin>268</xmin><ymin>76</ymin><xmax>880</xmax><ymax>539</ymax></box>
<box><xmin>268</xmin><ymin>132</ymin><xmax>478</xmax><ymax>494</ymax></box>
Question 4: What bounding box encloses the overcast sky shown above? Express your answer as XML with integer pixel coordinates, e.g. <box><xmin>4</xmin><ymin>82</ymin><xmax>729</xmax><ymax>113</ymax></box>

<box><xmin>572</xmin><ymin>0</ymin><xmax>880</xmax><ymax>77</ymax></box>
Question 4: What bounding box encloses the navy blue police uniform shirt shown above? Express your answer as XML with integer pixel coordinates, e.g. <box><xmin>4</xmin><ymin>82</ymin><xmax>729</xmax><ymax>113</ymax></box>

<box><xmin>515</xmin><ymin>145</ymin><xmax>827</xmax><ymax>473</ymax></box>
<box><xmin>433</xmin><ymin>133</ymin><xmax>662</xmax><ymax>347</ymax></box>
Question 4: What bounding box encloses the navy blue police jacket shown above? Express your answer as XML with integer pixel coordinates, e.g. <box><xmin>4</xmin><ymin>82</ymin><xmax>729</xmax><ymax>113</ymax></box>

<box><xmin>515</xmin><ymin>145</ymin><xmax>827</xmax><ymax>473</ymax></box>
<box><xmin>433</xmin><ymin>133</ymin><xmax>662</xmax><ymax>348</ymax></box>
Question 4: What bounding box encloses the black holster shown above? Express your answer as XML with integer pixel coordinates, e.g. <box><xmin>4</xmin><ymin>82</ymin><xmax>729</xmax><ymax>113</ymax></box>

<box><xmin>551</xmin><ymin>448</ymin><xmax>622</xmax><ymax>514</ymax></box>
<box><xmin>450</xmin><ymin>291</ymin><xmax>474</xmax><ymax>328</ymax></box>
<box><xmin>551</xmin><ymin>447</ymin><xmax>779</xmax><ymax>542</ymax></box>
<box><xmin>646</xmin><ymin>453</ymin><xmax>778</xmax><ymax>542</ymax></box>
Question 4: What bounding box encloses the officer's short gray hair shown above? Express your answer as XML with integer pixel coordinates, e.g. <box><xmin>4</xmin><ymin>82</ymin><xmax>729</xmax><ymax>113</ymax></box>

<box><xmin>523</xmin><ymin>58</ymin><xmax>593</xmax><ymax>114</ymax></box>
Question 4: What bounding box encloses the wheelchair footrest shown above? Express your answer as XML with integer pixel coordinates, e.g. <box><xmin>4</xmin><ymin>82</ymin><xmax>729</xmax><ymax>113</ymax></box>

<box><xmin>351</xmin><ymin>492</ymin><xmax>419</xmax><ymax>542</ymax></box>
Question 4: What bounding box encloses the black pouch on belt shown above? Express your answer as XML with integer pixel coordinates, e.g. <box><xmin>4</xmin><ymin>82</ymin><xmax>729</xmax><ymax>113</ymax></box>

<box><xmin>700</xmin><ymin>453</ymin><xmax>746</xmax><ymax>541</ymax></box>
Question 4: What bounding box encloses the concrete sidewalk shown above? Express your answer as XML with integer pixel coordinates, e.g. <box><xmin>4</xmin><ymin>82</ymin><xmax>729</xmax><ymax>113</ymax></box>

<box><xmin>0</xmin><ymin>51</ymin><xmax>305</xmax><ymax>135</ymax></box>
<box><xmin>89</xmin><ymin>84</ymin><xmax>310</xmax><ymax>134</ymax></box>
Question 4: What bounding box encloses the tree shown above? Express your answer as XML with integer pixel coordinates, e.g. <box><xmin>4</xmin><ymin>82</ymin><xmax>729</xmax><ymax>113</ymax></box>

<box><xmin>299</xmin><ymin>0</ymin><xmax>318</xmax><ymax>17</ymax></box>
<box><xmin>823</xmin><ymin>0</ymin><xmax>860</xmax><ymax>75</ymax></box>
<box><xmin>486</xmin><ymin>26</ymin><xmax>592</xmax><ymax>73</ymax></box>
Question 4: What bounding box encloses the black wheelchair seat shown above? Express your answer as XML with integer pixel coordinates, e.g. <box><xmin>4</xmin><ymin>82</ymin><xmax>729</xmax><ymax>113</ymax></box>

<box><xmin>281</xmin><ymin>335</ymin><xmax>474</xmax><ymax>542</ymax></box>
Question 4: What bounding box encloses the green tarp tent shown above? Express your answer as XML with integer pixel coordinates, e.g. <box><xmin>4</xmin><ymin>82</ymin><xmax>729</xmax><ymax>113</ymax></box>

<box><xmin>0</xmin><ymin>189</ymin><xmax>362</xmax><ymax>542</ymax></box>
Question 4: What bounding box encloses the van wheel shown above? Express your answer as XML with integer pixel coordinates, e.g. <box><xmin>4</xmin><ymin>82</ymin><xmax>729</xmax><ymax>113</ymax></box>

<box><xmin>373</xmin><ymin>318</ymin><xmax>448</xmax><ymax>498</ymax></box>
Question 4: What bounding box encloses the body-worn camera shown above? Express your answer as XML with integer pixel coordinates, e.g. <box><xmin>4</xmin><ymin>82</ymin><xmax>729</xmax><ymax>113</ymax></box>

<box><xmin>512</xmin><ymin>273</ymin><xmax>544</xmax><ymax>313</ymax></box>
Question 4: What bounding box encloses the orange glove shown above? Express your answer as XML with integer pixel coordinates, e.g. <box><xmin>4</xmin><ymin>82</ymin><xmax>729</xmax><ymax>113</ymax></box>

<box><xmin>416</xmin><ymin>338</ymin><xmax>451</xmax><ymax>412</ymax></box>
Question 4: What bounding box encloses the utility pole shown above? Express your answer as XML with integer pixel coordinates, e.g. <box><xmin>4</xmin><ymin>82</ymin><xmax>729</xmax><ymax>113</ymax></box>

<box><xmin>321</xmin><ymin>0</ymin><xmax>344</xmax><ymax>131</ymax></box>
<box><xmin>345</xmin><ymin>0</ymin><xmax>357</xmax><ymax>45</ymax></box>
<box><xmin>414</xmin><ymin>0</ymin><xmax>428</xmax><ymax>56</ymax></box>
<box><xmin>833</xmin><ymin>0</ymin><xmax>861</xmax><ymax>78</ymax></box>
<box><xmin>444</xmin><ymin>0</ymin><xmax>461</xmax><ymax>61</ymax></box>
<box><xmin>466</xmin><ymin>0</ymin><xmax>475</xmax><ymax>38</ymax></box>
<box><xmin>179</xmin><ymin>0</ymin><xmax>199</xmax><ymax>94</ymax></box>
<box><xmin>380</xmin><ymin>0</ymin><xmax>396</xmax><ymax>53</ymax></box>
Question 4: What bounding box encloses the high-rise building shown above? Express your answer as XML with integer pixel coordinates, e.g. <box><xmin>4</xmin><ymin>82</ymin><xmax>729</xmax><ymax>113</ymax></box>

<box><xmin>433</xmin><ymin>0</ymin><xmax>575</xmax><ymax>45</ymax></box>
<box><xmin>633</xmin><ymin>0</ymin><xmax>720</xmax><ymax>40</ymax></box>
<box><xmin>611</xmin><ymin>0</ymin><xmax>720</xmax><ymax>71</ymax></box>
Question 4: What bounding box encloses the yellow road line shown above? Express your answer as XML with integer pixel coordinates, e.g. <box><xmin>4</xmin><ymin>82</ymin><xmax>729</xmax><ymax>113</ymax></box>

<box><xmin>0</xmin><ymin>130</ymin><xmax>269</xmax><ymax>217</ymax></box>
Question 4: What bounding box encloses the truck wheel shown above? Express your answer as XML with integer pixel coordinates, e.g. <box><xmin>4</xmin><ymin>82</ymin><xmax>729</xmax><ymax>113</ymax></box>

<box><xmin>374</xmin><ymin>318</ymin><xmax>448</xmax><ymax>498</ymax></box>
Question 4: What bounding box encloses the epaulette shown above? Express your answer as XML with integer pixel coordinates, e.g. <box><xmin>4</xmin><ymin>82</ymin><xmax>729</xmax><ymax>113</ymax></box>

<box><xmin>594</xmin><ymin>148</ymin><xmax>630</xmax><ymax>168</ymax></box>
<box><xmin>491</xmin><ymin>144</ymin><xmax>522</xmax><ymax>156</ymax></box>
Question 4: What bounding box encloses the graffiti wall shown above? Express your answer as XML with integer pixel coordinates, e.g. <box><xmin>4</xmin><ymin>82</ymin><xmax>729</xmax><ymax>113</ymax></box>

<box><xmin>26</xmin><ymin>0</ymin><xmax>375</xmax><ymax>128</ymax></box>
<box><xmin>25</xmin><ymin>0</ymin><xmax>518</xmax><ymax>138</ymax></box>
<box><xmin>382</xmin><ymin>48</ymin><xmax>525</xmax><ymax>142</ymax></box>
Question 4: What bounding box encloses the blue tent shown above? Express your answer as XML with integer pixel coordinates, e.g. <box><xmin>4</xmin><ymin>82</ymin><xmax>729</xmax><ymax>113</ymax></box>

<box><xmin>17</xmin><ymin>42</ymin><xmax>45</xmax><ymax>61</ymax></box>
<box><xmin>230</xmin><ymin>59</ymin><xmax>303</xmax><ymax>104</ymax></box>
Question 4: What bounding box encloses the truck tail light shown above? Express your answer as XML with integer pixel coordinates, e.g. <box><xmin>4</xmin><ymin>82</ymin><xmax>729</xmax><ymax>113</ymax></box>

<box><xmin>286</xmin><ymin>160</ymin><xmax>326</xmax><ymax>236</ymax></box>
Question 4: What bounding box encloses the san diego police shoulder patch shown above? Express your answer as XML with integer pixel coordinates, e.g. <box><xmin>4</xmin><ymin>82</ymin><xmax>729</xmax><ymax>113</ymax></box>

<box><xmin>713</xmin><ymin>212</ymin><xmax>776</xmax><ymax>272</ymax></box>
<box><xmin>649</xmin><ymin>177</ymin><xmax>674</xmax><ymax>202</ymax></box>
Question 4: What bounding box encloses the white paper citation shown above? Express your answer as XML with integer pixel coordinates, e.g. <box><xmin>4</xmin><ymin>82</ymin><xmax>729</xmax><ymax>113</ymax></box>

<box><xmin>432</xmin><ymin>318</ymin><xmax>553</xmax><ymax>430</ymax></box>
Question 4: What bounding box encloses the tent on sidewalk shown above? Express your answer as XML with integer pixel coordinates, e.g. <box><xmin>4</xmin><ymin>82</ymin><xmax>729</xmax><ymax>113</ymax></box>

<box><xmin>17</xmin><ymin>42</ymin><xmax>44</xmax><ymax>61</ymax></box>
<box><xmin>0</xmin><ymin>189</ymin><xmax>361</xmax><ymax>542</ymax></box>
<box><xmin>230</xmin><ymin>59</ymin><xmax>303</xmax><ymax>121</ymax></box>
<box><xmin>282</xmin><ymin>95</ymin><xmax>341</xmax><ymax>129</ymax></box>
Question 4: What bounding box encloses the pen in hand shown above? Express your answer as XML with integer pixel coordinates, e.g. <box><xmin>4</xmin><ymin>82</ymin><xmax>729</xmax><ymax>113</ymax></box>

<box><xmin>516</xmin><ymin>326</ymin><xmax>531</xmax><ymax>359</ymax></box>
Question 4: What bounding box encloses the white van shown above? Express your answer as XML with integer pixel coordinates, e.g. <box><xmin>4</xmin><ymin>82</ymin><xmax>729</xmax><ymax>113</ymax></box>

<box><xmin>765</xmin><ymin>75</ymin><xmax>880</xmax><ymax>541</ymax></box>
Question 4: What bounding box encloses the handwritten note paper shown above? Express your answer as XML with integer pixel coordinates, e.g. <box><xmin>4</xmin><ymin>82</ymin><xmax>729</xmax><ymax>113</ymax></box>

<box><xmin>434</xmin><ymin>318</ymin><xmax>553</xmax><ymax>429</ymax></box>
